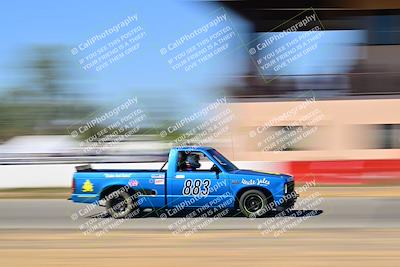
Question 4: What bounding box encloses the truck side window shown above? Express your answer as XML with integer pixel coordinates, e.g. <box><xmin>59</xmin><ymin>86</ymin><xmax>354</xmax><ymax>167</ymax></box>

<box><xmin>177</xmin><ymin>151</ymin><xmax>216</xmax><ymax>172</ymax></box>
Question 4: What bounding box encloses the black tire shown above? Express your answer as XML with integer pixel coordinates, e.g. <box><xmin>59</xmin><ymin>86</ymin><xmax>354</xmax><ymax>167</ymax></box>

<box><xmin>105</xmin><ymin>190</ymin><xmax>137</xmax><ymax>219</ymax></box>
<box><xmin>238</xmin><ymin>189</ymin><xmax>273</xmax><ymax>218</ymax></box>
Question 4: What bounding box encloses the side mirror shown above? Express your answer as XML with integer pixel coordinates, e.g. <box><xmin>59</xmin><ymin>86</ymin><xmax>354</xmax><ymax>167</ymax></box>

<box><xmin>211</xmin><ymin>164</ymin><xmax>221</xmax><ymax>174</ymax></box>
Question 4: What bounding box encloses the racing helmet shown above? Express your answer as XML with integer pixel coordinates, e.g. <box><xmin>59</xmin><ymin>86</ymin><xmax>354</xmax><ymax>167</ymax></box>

<box><xmin>187</xmin><ymin>154</ymin><xmax>201</xmax><ymax>169</ymax></box>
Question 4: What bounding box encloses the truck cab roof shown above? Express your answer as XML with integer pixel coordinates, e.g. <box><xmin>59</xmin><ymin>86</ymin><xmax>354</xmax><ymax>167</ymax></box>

<box><xmin>171</xmin><ymin>146</ymin><xmax>213</xmax><ymax>151</ymax></box>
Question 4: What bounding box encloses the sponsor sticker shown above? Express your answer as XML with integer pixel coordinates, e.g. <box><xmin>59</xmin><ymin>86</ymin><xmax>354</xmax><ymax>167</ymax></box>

<box><xmin>241</xmin><ymin>178</ymin><xmax>270</xmax><ymax>186</ymax></box>
<box><xmin>82</xmin><ymin>179</ymin><xmax>94</xmax><ymax>192</ymax></box>
<box><xmin>151</xmin><ymin>173</ymin><xmax>165</xmax><ymax>179</ymax></box>
<box><xmin>257</xmin><ymin>177</ymin><xmax>270</xmax><ymax>186</ymax></box>
<box><xmin>104</xmin><ymin>173</ymin><xmax>131</xmax><ymax>178</ymax></box>
<box><xmin>155</xmin><ymin>179</ymin><xmax>165</xmax><ymax>185</ymax></box>
<box><xmin>128</xmin><ymin>179</ymin><xmax>139</xmax><ymax>187</ymax></box>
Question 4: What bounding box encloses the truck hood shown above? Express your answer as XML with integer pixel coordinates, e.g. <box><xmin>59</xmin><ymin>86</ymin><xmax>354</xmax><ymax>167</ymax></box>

<box><xmin>232</xmin><ymin>169</ymin><xmax>294</xmax><ymax>182</ymax></box>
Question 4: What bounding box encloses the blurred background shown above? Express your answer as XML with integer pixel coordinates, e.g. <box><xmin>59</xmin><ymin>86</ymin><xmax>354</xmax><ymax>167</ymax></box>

<box><xmin>0</xmin><ymin>0</ymin><xmax>400</xmax><ymax>188</ymax></box>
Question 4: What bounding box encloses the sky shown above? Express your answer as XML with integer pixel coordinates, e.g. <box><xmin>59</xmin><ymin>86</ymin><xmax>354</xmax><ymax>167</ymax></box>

<box><xmin>0</xmin><ymin>0</ymin><xmax>249</xmax><ymax>109</ymax></box>
<box><xmin>0</xmin><ymin>0</ymin><xmax>364</xmax><ymax>112</ymax></box>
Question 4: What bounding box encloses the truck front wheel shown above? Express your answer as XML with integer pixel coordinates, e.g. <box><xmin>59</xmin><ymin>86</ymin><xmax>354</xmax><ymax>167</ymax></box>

<box><xmin>239</xmin><ymin>189</ymin><xmax>272</xmax><ymax>218</ymax></box>
<box><xmin>105</xmin><ymin>190</ymin><xmax>137</xmax><ymax>219</ymax></box>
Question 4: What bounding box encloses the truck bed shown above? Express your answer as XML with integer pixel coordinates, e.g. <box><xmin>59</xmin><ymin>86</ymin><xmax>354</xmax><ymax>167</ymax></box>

<box><xmin>75</xmin><ymin>164</ymin><xmax>166</xmax><ymax>173</ymax></box>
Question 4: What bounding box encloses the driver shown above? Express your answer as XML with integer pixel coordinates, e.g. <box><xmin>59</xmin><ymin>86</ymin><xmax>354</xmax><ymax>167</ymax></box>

<box><xmin>177</xmin><ymin>152</ymin><xmax>187</xmax><ymax>171</ymax></box>
<box><xmin>182</xmin><ymin>153</ymin><xmax>201</xmax><ymax>171</ymax></box>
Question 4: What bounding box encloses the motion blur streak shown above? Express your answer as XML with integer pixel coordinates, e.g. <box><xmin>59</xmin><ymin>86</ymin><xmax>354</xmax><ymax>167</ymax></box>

<box><xmin>0</xmin><ymin>0</ymin><xmax>400</xmax><ymax>266</ymax></box>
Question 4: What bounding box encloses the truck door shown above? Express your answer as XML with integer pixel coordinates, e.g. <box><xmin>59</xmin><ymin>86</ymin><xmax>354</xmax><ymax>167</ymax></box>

<box><xmin>167</xmin><ymin>150</ymin><xmax>231</xmax><ymax>209</ymax></box>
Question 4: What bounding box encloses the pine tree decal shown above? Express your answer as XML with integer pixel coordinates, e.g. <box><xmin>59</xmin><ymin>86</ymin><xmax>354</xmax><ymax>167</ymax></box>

<box><xmin>82</xmin><ymin>180</ymin><xmax>94</xmax><ymax>192</ymax></box>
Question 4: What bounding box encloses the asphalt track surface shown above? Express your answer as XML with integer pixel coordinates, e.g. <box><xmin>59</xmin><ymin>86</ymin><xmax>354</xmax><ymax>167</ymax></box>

<box><xmin>0</xmin><ymin>197</ymin><xmax>399</xmax><ymax>230</ymax></box>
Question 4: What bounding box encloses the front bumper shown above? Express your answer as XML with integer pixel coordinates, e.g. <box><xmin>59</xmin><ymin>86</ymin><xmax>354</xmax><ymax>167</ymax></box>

<box><xmin>275</xmin><ymin>191</ymin><xmax>299</xmax><ymax>211</ymax></box>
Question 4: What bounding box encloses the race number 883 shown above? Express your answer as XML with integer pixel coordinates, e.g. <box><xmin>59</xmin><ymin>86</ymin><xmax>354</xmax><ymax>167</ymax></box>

<box><xmin>182</xmin><ymin>179</ymin><xmax>211</xmax><ymax>196</ymax></box>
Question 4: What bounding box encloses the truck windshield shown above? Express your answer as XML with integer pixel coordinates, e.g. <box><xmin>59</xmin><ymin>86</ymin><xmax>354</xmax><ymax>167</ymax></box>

<box><xmin>208</xmin><ymin>149</ymin><xmax>238</xmax><ymax>172</ymax></box>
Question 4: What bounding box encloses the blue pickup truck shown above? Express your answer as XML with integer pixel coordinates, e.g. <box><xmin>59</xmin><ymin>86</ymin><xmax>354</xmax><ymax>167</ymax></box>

<box><xmin>70</xmin><ymin>147</ymin><xmax>297</xmax><ymax>218</ymax></box>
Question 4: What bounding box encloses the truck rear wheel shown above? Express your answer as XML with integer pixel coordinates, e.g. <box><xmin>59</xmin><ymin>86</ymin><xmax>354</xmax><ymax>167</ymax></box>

<box><xmin>105</xmin><ymin>190</ymin><xmax>137</xmax><ymax>219</ymax></box>
<box><xmin>239</xmin><ymin>189</ymin><xmax>272</xmax><ymax>218</ymax></box>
